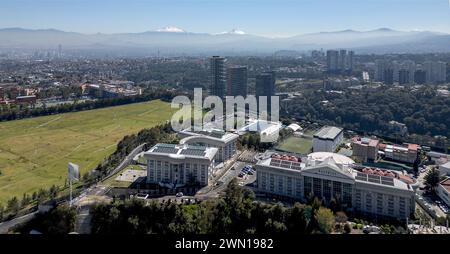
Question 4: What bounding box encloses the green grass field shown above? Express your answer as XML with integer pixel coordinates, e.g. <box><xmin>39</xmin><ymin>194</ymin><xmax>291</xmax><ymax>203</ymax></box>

<box><xmin>0</xmin><ymin>100</ymin><xmax>175</xmax><ymax>205</ymax></box>
<box><xmin>277</xmin><ymin>136</ymin><xmax>313</xmax><ymax>155</ymax></box>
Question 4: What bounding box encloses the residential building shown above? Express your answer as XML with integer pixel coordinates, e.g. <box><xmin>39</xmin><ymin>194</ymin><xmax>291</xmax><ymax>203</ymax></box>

<box><xmin>352</xmin><ymin>136</ymin><xmax>380</xmax><ymax>162</ymax></box>
<box><xmin>209</xmin><ymin>56</ymin><xmax>226</xmax><ymax>98</ymax></box>
<box><xmin>144</xmin><ymin>143</ymin><xmax>218</xmax><ymax>188</ymax></box>
<box><xmin>313</xmin><ymin>126</ymin><xmax>344</xmax><ymax>152</ymax></box>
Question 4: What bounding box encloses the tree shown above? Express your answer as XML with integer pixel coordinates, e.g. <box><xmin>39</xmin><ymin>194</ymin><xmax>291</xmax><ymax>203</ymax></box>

<box><xmin>335</xmin><ymin>211</ymin><xmax>348</xmax><ymax>225</ymax></box>
<box><xmin>344</xmin><ymin>223</ymin><xmax>352</xmax><ymax>234</ymax></box>
<box><xmin>413</xmin><ymin>156</ymin><xmax>420</xmax><ymax>176</ymax></box>
<box><xmin>315</xmin><ymin>207</ymin><xmax>335</xmax><ymax>234</ymax></box>
<box><xmin>424</xmin><ymin>168</ymin><xmax>441</xmax><ymax>191</ymax></box>
<box><xmin>0</xmin><ymin>205</ymin><xmax>4</xmax><ymax>221</ymax></box>
<box><xmin>264</xmin><ymin>219</ymin><xmax>287</xmax><ymax>234</ymax></box>
<box><xmin>21</xmin><ymin>193</ymin><xmax>31</xmax><ymax>206</ymax></box>
<box><xmin>15</xmin><ymin>205</ymin><xmax>76</xmax><ymax>234</ymax></box>
<box><xmin>286</xmin><ymin>203</ymin><xmax>307</xmax><ymax>233</ymax></box>
<box><xmin>7</xmin><ymin>196</ymin><xmax>20</xmax><ymax>214</ymax></box>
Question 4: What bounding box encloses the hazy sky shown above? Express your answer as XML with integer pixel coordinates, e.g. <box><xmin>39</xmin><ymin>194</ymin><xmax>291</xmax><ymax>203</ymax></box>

<box><xmin>1</xmin><ymin>0</ymin><xmax>449</xmax><ymax>37</ymax></box>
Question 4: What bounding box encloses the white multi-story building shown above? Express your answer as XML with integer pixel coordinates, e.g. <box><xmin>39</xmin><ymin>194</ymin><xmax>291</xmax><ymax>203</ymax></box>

<box><xmin>178</xmin><ymin>128</ymin><xmax>239</xmax><ymax>163</ymax></box>
<box><xmin>144</xmin><ymin>143</ymin><xmax>218</xmax><ymax>188</ymax></box>
<box><xmin>256</xmin><ymin>152</ymin><xmax>416</xmax><ymax>220</ymax></box>
<box><xmin>313</xmin><ymin>126</ymin><xmax>344</xmax><ymax>152</ymax></box>
<box><xmin>436</xmin><ymin>178</ymin><xmax>450</xmax><ymax>208</ymax></box>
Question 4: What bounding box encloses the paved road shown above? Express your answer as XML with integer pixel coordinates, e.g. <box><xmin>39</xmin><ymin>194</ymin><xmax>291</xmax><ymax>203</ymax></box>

<box><xmin>0</xmin><ymin>211</ymin><xmax>38</xmax><ymax>234</ymax></box>
<box><xmin>107</xmin><ymin>143</ymin><xmax>146</xmax><ymax>178</ymax></box>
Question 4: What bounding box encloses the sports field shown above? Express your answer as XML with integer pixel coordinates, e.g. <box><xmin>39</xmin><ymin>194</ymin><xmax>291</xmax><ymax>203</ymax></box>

<box><xmin>276</xmin><ymin>136</ymin><xmax>313</xmax><ymax>155</ymax></box>
<box><xmin>0</xmin><ymin>100</ymin><xmax>175</xmax><ymax>205</ymax></box>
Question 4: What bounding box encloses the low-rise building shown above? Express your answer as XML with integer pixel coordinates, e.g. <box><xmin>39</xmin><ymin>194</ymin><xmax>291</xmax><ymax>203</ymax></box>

<box><xmin>439</xmin><ymin>162</ymin><xmax>450</xmax><ymax>177</ymax></box>
<box><xmin>313</xmin><ymin>126</ymin><xmax>344</xmax><ymax>152</ymax></box>
<box><xmin>379</xmin><ymin>143</ymin><xmax>419</xmax><ymax>164</ymax></box>
<box><xmin>144</xmin><ymin>143</ymin><xmax>218</xmax><ymax>188</ymax></box>
<box><xmin>16</xmin><ymin>95</ymin><xmax>37</xmax><ymax>105</ymax></box>
<box><xmin>388</xmin><ymin>121</ymin><xmax>408</xmax><ymax>136</ymax></box>
<box><xmin>352</xmin><ymin>136</ymin><xmax>379</xmax><ymax>162</ymax></box>
<box><xmin>237</xmin><ymin>119</ymin><xmax>283</xmax><ymax>143</ymax></box>
<box><xmin>255</xmin><ymin>151</ymin><xmax>416</xmax><ymax>220</ymax></box>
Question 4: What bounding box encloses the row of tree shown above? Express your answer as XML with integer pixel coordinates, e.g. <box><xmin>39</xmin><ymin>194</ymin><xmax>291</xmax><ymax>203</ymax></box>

<box><xmin>89</xmin><ymin>180</ymin><xmax>343</xmax><ymax>234</ymax></box>
<box><xmin>0</xmin><ymin>185</ymin><xmax>60</xmax><ymax>222</ymax></box>
<box><xmin>0</xmin><ymin>88</ymin><xmax>177</xmax><ymax>122</ymax></box>
<box><xmin>13</xmin><ymin>205</ymin><xmax>76</xmax><ymax>234</ymax></box>
<box><xmin>283</xmin><ymin>86</ymin><xmax>450</xmax><ymax>143</ymax></box>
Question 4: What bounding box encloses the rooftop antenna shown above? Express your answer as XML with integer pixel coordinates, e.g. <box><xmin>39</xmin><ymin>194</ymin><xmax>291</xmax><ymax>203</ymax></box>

<box><xmin>68</xmin><ymin>162</ymin><xmax>80</xmax><ymax>207</ymax></box>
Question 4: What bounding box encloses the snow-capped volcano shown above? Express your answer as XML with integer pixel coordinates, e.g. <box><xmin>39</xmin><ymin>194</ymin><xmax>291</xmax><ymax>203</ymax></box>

<box><xmin>156</xmin><ymin>26</ymin><xmax>186</xmax><ymax>33</ymax></box>
<box><xmin>216</xmin><ymin>28</ymin><xmax>246</xmax><ymax>35</ymax></box>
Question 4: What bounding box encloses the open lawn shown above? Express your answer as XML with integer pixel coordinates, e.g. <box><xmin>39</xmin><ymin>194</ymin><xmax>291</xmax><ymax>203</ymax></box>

<box><xmin>0</xmin><ymin>100</ymin><xmax>175</xmax><ymax>205</ymax></box>
<box><xmin>277</xmin><ymin>136</ymin><xmax>313</xmax><ymax>155</ymax></box>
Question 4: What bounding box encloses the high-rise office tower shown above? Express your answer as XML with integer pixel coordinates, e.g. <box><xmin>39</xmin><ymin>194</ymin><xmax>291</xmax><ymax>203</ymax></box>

<box><xmin>398</xmin><ymin>70</ymin><xmax>410</xmax><ymax>84</ymax></box>
<box><xmin>383</xmin><ymin>69</ymin><xmax>394</xmax><ymax>85</ymax></box>
<box><xmin>256</xmin><ymin>71</ymin><xmax>276</xmax><ymax>114</ymax></box>
<box><xmin>58</xmin><ymin>44</ymin><xmax>62</xmax><ymax>58</ymax></box>
<box><xmin>326</xmin><ymin>50</ymin><xmax>339</xmax><ymax>72</ymax></box>
<box><xmin>209</xmin><ymin>56</ymin><xmax>226</xmax><ymax>98</ymax></box>
<box><xmin>402</xmin><ymin>60</ymin><xmax>416</xmax><ymax>84</ymax></box>
<box><xmin>414</xmin><ymin>70</ymin><xmax>427</xmax><ymax>84</ymax></box>
<box><xmin>227</xmin><ymin>66</ymin><xmax>248</xmax><ymax>97</ymax></box>
<box><xmin>424</xmin><ymin>61</ymin><xmax>446</xmax><ymax>84</ymax></box>
<box><xmin>392</xmin><ymin>61</ymin><xmax>401</xmax><ymax>82</ymax></box>
<box><xmin>436</xmin><ymin>61</ymin><xmax>446</xmax><ymax>83</ymax></box>
<box><xmin>375</xmin><ymin>59</ymin><xmax>387</xmax><ymax>82</ymax></box>
<box><xmin>424</xmin><ymin>61</ymin><xmax>434</xmax><ymax>84</ymax></box>
<box><xmin>339</xmin><ymin>49</ymin><xmax>347</xmax><ymax>71</ymax></box>
<box><xmin>347</xmin><ymin>51</ymin><xmax>354</xmax><ymax>71</ymax></box>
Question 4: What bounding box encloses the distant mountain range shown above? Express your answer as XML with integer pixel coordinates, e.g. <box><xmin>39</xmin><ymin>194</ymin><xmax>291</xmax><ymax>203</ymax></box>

<box><xmin>0</xmin><ymin>27</ymin><xmax>449</xmax><ymax>55</ymax></box>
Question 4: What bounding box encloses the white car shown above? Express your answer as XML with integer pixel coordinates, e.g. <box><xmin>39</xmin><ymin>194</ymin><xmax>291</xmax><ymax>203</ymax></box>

<box><xmin>176</xmin><ymin>192</ymin><xmax>184</xmax><ymax>198</ymax></box>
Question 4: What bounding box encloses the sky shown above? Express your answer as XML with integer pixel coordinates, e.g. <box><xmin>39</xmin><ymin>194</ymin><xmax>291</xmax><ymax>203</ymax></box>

<box><xmin>0</xmin><ymin>0</ymin><xmax>449</xmax><ymax>37</ymax></box>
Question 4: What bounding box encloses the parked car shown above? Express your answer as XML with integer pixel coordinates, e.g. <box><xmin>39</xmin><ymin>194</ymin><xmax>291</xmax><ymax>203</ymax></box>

<box><xmin>176</xmin><ymin>192</ymin><xmax>184</xmax><ymax>197</ymax></box>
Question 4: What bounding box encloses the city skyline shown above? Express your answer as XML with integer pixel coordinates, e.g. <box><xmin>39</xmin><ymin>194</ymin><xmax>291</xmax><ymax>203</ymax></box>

<box><xmin>1</xmin><ymin>0</ymin><xmax>449</xmax><ymax>37</ymax></box>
